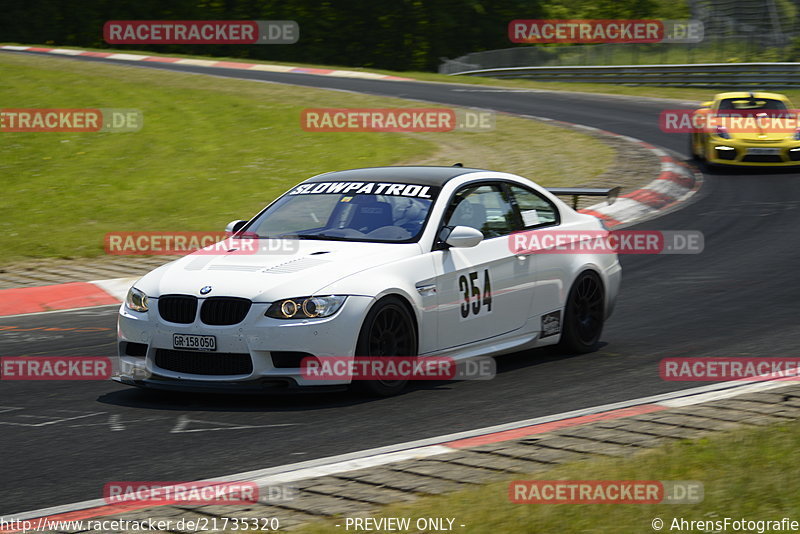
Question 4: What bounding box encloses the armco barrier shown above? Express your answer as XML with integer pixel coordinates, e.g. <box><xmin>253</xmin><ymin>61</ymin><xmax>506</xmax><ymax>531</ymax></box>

<box><xmin>450</xmin><ymin>62</ymin><xmax>800</xmax><ymax>88</ymax></box>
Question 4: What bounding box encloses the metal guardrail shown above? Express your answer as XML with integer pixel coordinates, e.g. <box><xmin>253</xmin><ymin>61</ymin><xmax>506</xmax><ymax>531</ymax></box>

<box><xmin>450</xmin><ymin>63</ymin><xmax>800</xmax><ymax>88</ymax></box>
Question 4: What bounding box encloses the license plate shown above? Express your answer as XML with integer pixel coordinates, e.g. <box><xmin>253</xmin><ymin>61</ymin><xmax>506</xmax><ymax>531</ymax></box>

<box><xmin>746</xmin><ymin>147</ymin><xmax>780</xmax><ymax>155</ymax></box>
<box><xmin>173</xmin><ymin>333</ymin><xmax>216</xmax><ymax>351</ymax></box>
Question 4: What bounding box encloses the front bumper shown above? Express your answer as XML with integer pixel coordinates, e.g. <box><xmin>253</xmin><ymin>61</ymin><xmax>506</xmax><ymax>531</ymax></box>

<box><xmin>116</xmin><ymin>295</ymin><xmax>374</xmax><ymax>389</ymax></box>
<box><xmin>112</xmin><ymin>375</ymin><xmax>348</xmax><ymax>394</ymax></box>
<box><xmin>705</xmin><ymin>138</ymin><xmax>800</xmax><ymax>166</ymax></box>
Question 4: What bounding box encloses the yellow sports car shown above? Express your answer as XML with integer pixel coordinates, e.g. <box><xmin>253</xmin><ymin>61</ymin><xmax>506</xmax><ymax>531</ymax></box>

<box><xmin>689</xmin><ymin>91</ymin><xmax>800</xmax><ymax>166</ymax></box>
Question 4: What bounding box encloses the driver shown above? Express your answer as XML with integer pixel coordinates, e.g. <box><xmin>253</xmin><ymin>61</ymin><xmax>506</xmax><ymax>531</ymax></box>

<box><xmin>391</xmin><ymin>196</ymin><xmax>425</xmax><ymax>232</ymax></box>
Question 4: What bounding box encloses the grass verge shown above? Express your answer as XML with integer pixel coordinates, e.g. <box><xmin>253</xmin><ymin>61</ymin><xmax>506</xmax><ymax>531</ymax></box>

<box><xmin>293</xmin><ymin>420</ymin><xmax>800</xmax><ymax>534</ymax></box>
<box><xmin>0</xmin><ymin>51</ymin><xmax>612</xmax><ymax>263</ymax></box>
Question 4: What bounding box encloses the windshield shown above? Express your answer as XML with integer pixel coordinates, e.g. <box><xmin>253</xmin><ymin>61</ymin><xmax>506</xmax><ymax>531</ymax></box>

<box><xmin>717</xmin><ymin>98</ymin><xmax>788</xmax><ymax>113</ymax></box>
<box><xmin>247</xmin><ymin>181</ymin><xmax>438</xmax><ymax>243</ymax></box>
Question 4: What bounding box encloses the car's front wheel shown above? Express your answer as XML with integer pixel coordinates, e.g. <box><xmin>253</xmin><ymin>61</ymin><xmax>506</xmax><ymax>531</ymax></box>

<box><xmin>352</xmin><ymin>296</ymin><xmax>418</xmax><ymax>397</ymax></box>
<box><xmin>689</xmin><ymin>134</ymin><xmax>703</xmax><ymax>161</ymax></box>
<box><xmin>557</xmin><ymin>271</ymin><xmax>605</xmax><ymax>354</ymax></box>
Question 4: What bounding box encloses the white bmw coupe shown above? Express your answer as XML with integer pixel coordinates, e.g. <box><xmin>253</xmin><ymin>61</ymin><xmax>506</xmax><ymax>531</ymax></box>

<box><xmin>116</xmin><ymin>166</ymin><xmax>621</xmax><ymax>395</ymax></box>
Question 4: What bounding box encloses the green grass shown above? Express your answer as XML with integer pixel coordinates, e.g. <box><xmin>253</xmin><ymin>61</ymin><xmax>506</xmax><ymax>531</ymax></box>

<box><xmin>0</xmin><ymin>51</ymin><xmax>613</xmax><ymax>263</ymax></box>
<box><xmin>294</xmin><ymin>420</ymin><xmax>800</xmax><ymax>534</ymax></box>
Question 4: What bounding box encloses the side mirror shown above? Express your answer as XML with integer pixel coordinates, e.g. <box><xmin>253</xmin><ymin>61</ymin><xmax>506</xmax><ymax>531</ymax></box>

<box><xmin>443</xmin><ymin>225</ymin><xmax>483</xmax><ymax>248</ymax></box>
<box><xmin>607</xmin><ymin>186</ymin><xmax>621</xmax><ymax>205</ymax></box>
<box><xmin>225</xmin><ymin>220</ymin><xmax>248</xmax><ymax>234</ymax></box>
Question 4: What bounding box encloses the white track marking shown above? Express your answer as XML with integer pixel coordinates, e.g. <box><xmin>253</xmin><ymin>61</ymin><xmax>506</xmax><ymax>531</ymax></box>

<box><xmin>170</xmin><ymin>415</ymin><xmax>300</xmax><ymax>433</ymax></box>
<box><xmin>89</xmin><ymin>277</ymin><xmax>138</xmax><ymax>301</ymax></box>
<box><xmin>661</xmin><ymin>379</ymin><xmax>798</xmax><ymax>407</ymax></box>
<box><xmin>0</xmin><ymin>411</ymin><xmax>105</xmax><ymax>427</ymax></box>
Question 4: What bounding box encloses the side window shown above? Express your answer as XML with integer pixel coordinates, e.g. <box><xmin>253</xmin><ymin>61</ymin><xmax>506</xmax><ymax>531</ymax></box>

<box><xmin>444</xmin><ymin>184</ymin><xmax>515</xmax><ymax>239</ymax></box>
<box><xmin>508</xmin><ymin>185</ymin><xmax>559</xmax><ymax>229</ymax></box>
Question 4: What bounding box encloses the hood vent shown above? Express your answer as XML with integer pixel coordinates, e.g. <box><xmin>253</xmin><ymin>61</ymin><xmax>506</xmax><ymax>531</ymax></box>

<box><xmin>208</xmin><ymin>264</ymin><xmax>263</xmax><ymax>272</ymax></box>
<box><xmin>185</xmin><ymin>256</ymin><xmax>214</xmax><ymax>271</ymax></box>
<box><xmin>262</xmin><ymin>257</ymin><xmax>331</xmax><ymax>274</ymax></box>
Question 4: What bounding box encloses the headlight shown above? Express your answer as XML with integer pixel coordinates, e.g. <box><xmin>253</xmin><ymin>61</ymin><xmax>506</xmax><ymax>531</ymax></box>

<box><xmin>715</xmin><ymin>125</ymin><xmax>730</xmax><ymax>139</ymax></box>
<box><xmin>266</xmin><ymin>295</ymin><xmax>346</xmax><ymax>319</ymax></box>
<box><xmin>125</xmin><ymin>287</ymin><xmax>149</xmax><ymax>312</ymax></box>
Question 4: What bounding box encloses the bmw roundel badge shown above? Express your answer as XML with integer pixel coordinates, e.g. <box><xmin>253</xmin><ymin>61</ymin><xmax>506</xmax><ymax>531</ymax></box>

<box><xmin>200</xmin><ymin>286</ymin><xmax>212</xmax><ymax>295</ymax></box>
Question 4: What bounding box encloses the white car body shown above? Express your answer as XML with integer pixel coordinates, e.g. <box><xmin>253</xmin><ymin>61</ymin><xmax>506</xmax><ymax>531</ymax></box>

<box><xmin>115</xmin><ymin>166</ymin><xmax>621</xmax><ymax>393</ymax></box>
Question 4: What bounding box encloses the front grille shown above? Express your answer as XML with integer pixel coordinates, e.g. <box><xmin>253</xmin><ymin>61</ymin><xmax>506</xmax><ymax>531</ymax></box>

<box><xmin>715</xmin><ymin>148</ymin><xmax>737</xmax><ymax>160</ymax></box>
<box><xmin>742</xmin><ymin>154</ymin><xmax>783</xmax><ymax>163</ymax></box>
<box><xmin>158</xmin><ymin>295</ymin><xmax>198</xmax><ymax>324</ymax></box>
<box><xmin>200</xmin><ymin>297</ymin><xmax>252</xmax><ymax>325</ymax></box>
<box><xmin>155</xmin><ymin>349</ymin><xmax>253</xmax><ymax>375</ymax></box>
<box><xmin>788</xmin><ymin>150</ymin><xmax>800</xmax><ymax>161</ymax></box>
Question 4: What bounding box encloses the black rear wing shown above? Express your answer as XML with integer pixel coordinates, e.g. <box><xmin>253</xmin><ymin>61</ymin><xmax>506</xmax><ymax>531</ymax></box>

<box><xmin>547</xmin><ymin>186</ymin><xmax>621</xmax><ymax>210</ymax></box>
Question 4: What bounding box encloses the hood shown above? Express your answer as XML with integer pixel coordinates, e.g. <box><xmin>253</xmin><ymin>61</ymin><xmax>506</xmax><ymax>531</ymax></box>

<box><xmin>714</xmin><ymin>115</ymin><xmax>797</xmax><ymax>142</ymax></box>
<box><xmin>728</xmin><ymin>131</ymin><xmax>794</xmax><ymax>142</ymax></box>
<box><xmin>135</xmin><ymin>239</ymin><xmax>422</xmax><ymax>302</ymax></box>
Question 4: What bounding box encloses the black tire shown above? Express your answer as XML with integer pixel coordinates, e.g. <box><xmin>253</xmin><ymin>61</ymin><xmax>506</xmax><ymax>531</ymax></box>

<box><xmin>557</xmin><ymin>271</ymin><xmax>605</xmax><ymax>354</ymax></box>
<box><xmin>352</xmin><ymin>296</ymin><xmax>418</xmax><ymax>397</ymax></box>
<box><xmin>689</xmin><ymin>134</ymin><xmax>702</xmax><ymax>161</ymax></box>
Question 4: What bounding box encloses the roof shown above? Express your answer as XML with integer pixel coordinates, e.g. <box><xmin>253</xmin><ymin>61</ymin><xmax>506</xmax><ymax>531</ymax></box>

<box><xmin>304</xmin><ymin>166</ymin><xmax>487</xmax><ymax>187</ymax></box>
<box><xmin>714</xmin><ymin>91</ymin><xmax>790</xmax><ymax>101</ymax></box>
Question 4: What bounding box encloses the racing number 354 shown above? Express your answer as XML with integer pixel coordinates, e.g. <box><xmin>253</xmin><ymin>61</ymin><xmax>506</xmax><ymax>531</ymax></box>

<box><xmin>458</xmin><ymin>269</ymin><xmax>492</xmax><ymax>318</ymax></box>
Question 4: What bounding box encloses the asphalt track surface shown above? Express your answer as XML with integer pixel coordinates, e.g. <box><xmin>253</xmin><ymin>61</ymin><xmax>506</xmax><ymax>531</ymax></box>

<box><xmin>3</xmin><ymin>51</ymin><xmax>800</xmax><ymax>515</ymax></box>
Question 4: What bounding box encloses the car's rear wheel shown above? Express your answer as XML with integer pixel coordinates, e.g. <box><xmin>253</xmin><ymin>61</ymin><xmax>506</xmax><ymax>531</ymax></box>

<box><xmin>352</xmin><ymin>296</ymin><xmax>417</xmax><ymax>397</ymax></box>
<box><xmin>557</xmin><ymin>271</ymin><xmax>605</xmax><ymax>354</ymax></box>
